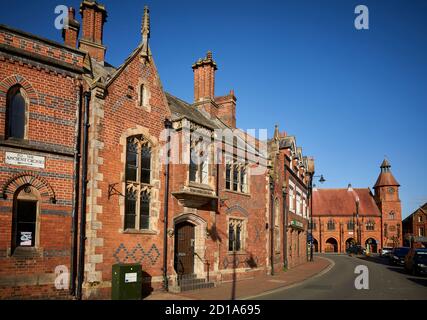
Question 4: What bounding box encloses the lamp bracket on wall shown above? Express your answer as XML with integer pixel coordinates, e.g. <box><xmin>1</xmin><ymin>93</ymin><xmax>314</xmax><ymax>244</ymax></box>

<box><xmin>108</xmin><ymin>183</ymin><xmax>125</xmax><ymax>200</ymax></box>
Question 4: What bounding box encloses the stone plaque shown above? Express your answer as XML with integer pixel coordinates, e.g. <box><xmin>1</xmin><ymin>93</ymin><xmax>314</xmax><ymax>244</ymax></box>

<box><xmin>5</xmin><ymin>152</ymin><xmax>45</xmax><ymax>169</ymax></box>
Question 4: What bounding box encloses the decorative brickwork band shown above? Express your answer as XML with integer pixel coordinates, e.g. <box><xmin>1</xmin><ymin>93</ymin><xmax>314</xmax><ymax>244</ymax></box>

<box><xmin>1</xmin><ymin>171</ymin><xmax>56</xmax><ymax>203</ymax></box>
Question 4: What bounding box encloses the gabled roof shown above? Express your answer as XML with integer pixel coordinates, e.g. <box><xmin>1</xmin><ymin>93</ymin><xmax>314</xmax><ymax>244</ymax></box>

<box><xmin>165</xmin><ymin>93</ymin><xmax>218</xmax><ymax>130</ymax></box>
<box><xmin>313</xmin><ymin>188</ymin><xmax>381</xmax><ymax>217</ymax></box>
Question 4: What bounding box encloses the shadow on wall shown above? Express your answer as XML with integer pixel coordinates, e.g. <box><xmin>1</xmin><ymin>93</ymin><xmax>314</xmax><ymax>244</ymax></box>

<box><xmin>141</xmin><ymin>271</ymin><xmax>153</xmax><ymax>299</ymax></box>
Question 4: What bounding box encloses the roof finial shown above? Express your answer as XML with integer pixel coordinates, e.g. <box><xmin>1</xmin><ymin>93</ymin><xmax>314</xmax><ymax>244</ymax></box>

<box><xmin>380</xmin><ymin>157</ymin><xmax>391</xmax><ymax>172</ymax></box>
<box><xmin>274</xmin><ymin>124</ymin><xmax>280</xmax><ymax>141</ymax></box>
<box><xmin>142</xmin><ymin>6</ymin><xmax>150</xmax><ymax>43</ymax></box>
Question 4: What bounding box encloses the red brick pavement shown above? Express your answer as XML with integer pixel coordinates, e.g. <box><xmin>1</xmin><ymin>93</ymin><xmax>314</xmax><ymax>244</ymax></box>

<box><xmin>146</xmin><ymin>256</ymin><xmax>332</xmax><ymax>300</ymax></box>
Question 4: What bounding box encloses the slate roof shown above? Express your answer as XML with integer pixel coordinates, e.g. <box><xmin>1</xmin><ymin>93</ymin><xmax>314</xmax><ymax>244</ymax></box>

<box><xmin>165</xmin><ymin>92</ymin><xmax>219</xmax><ymax>129</ymax></box>
<box><xmin>312</xmin><ymin>188</ymin><xmax>381</xmax><ymax>217</ymax></box>
<box><xmin>91</xmin><ymin>58</ymin><xmax>116</xmax><ymax>80</ymax></box>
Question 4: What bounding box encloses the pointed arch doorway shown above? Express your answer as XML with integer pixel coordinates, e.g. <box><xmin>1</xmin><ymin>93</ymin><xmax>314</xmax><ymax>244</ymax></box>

<box><xmin>174</xmin><ymin>221</ymin><xmax>195</xmax><ymax>276</ymax></box>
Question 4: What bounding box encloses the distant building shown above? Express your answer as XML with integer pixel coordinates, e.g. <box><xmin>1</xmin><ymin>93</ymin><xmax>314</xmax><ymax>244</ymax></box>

<box><xmin>402</xmin><ymin>203</ymin><xmax>427</xmax><ymax>248</ymax></box>
<box><xmin>312</xmin><ymin>159</ymin><xmax>402</xmax><ymax>253</ymax></box>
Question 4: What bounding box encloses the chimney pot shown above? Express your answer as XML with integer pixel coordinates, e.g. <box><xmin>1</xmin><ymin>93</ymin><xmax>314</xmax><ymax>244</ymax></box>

<box><xmin>62</xmin><ymin>6</ymin><xmax>80</xmax><ymax>48</ymax></box>
<box><xmin>79</xmin><ymin>0</ymin><xmax>107</xmax><ymax>62</ymax></box>
<box><xmin>192</xmin><ymin>51</ymin><xmax>217</xmax><ymax>101</ymax></box>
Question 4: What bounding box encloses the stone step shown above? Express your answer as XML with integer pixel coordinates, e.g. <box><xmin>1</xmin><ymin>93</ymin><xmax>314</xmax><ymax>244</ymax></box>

<box><xmin>179</xmin><ymin>281</ymin><xmax>215</xmax><ymax>292</ymax></box>
<box><xmin>179</xmin><ymin>278</ymin><xmax>207</xmax><ymax>286</ymax></box>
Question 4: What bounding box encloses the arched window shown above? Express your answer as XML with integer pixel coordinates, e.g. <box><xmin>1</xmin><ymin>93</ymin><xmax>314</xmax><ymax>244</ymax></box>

<box><xmin>11</xmin><ymin>185</ymin><xmax>40</xmax><ymax>252</ymax></box>
<box><xmin>389</xmin><ymin>211</ymin><xmax>395</xmax><ymax>220</ymax></box>
<box><xmin>124</xmin><ymin>135</ymin><xmax>152</xmax><ymax>230</ymax></box>
<box><xmin>6</xmin><ymin>86</ymin><xmax>28</xmax><ymax>139</ymax></box>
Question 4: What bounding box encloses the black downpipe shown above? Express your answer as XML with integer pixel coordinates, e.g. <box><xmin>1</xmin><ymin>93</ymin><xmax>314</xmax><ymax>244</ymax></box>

<box><xmin>162</xmin><ymin>119</ymin><xmax>172</xmax><ymax>291</ymax></box>
<box><xmin>270</xmin><ymin>181</ymin><xmax>275</xmax><ymax>276</ymax></box>
<box><xmin>70</xmin><ymin>85</ymin><xmax>83</xmax><ymax>296</ymax></box>
<box><xmin>309</xmin><ymin>174</ymin><xmax>314</xmax><ymax>261</ymax></box>
<box><xmin>282</xmin><ymin>171</ymin><xmax>288</xmax><ymax>269</ymax></box>
<box><xmin>76</xmin><ymin>91</ymin><xmax>91</xmax><ymax>300</ymax></box>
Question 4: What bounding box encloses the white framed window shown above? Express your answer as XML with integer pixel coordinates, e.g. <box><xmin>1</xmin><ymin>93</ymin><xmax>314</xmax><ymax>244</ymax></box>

<box><xmin>228</xmin><ymin>218</ymin><xmax>245</xmax><ymax>252</ymax></box>
<box><xmin>289</xmin><ymin>183</ymin><xmax>295</xmax><ymax>212</ymax></box>
<box><xmin>190</xmin><ymin>134</ymin><xmax>210</xmax><ymax>185</ymax></box>
<box><xmin>296</xmin><ymin>190</ymin><xmax>302</xmax><ymax>216</ymax></box>
<box><xmin>225</xmin><ymin>156</ymin><xmax>248</xmax><ymax>193</ymax></box>
<box><xmin>302</xmin><ymin>196</ymin><xmax>307</xmax><ymax>218</ymax></box>
<box><xmin>125</xmin><ymin>135</ymin><xmax>152</xmax><ymax>230</ymax></box>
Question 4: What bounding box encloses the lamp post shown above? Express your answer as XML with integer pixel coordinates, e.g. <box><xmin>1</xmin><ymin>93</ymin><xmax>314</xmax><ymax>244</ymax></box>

<box><xmin>309</xmin><ymin>174</ymin><xmax>325</xmax><ymax>262</ymax></box>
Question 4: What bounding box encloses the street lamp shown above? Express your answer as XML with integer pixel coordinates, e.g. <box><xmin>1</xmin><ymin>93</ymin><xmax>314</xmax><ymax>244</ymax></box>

<box><xmin>309</xmin><ymin>174</ymin><xmax>325</xmax><ymax>262</ymax></box>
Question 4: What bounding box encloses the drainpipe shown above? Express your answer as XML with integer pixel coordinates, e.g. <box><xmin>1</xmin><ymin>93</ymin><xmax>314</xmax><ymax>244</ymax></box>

<box><xmin>309</xmin><ymin>174</ymin><xmax>314</xmax><ymax>261</ymax></box>
<box><xmin>70</xmin><ymin>84</ymin><xmax>82</xmax><ymax>296</ymax></box>
<box><xmin>269</xmin><ymin>177</ymin><xmax>275</xmax><ymax>276</ymax></box>
<box><xmin>162</xmin><ymin>119</ymin><xmax>172</xmax><ymax>291</ymax></box>
<box><xmin>282</xmin><ymin>177</ymin><xmax>288</xmax><ymax>269</ymax></box>
<box><xmin>76</xmin><ymin>91</ymin><xmax>91</xmax><ymax>300</ymax></box>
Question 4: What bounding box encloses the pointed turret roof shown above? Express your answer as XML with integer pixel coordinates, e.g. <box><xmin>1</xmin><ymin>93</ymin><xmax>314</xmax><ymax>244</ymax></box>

<box><xmin>374</xmin><ymin>158</ymin><xmax>400</xmax><ymax>188</ymax></box>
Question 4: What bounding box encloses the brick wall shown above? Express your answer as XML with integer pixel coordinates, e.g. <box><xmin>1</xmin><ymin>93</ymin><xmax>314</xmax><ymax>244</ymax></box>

<box><xmin>0</xmin><ymin>27</ymin><xmax>84</xmax><ymax>299</ymax></box>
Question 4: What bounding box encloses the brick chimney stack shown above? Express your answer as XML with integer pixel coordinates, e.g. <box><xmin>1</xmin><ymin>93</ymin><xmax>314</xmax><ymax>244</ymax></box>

<box><xmin>62</xmin><ymin>7</ymin><xmax>80</xmax><ymax>48</ymax></box>
<box><xmin>215</xmin><ymin>90</ymin><xmax>237</xmax><ymax>128</ymax></box>
<box><xmin>79</xmin><ymin>0</ymin><xmax>107</xmax><ymax>63</ymax></box>
<box><xmin>192</xmin><ymin>51</ymin><xmax>217</xmax><ymax>102</ymax></box>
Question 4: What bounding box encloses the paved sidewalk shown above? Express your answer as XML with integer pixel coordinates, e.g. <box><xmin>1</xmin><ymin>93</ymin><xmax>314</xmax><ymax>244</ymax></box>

<box><xmin>145</xmin><ymin>256</ymin><xmax>332</xmax><ymax>300</ymax></box>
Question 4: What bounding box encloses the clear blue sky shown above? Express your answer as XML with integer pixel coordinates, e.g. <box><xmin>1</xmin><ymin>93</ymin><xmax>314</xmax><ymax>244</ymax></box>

<box><xmin>1</xmin><ymin>0</ymin><xmax>426</xmax><ymax>218</ymax></box>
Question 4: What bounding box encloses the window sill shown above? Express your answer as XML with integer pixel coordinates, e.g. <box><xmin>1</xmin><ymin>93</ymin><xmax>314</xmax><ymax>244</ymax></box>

<box><xmin>227</xmin><ymin>251</ymin><xmax>247</xmax><ymax>256</ymax></box>
<box><xmin>189</xmin><ymin>182</ymin><xmax>214</xmax><ymax>191</ymax></box>
<box><xmin>223</xmin><ymin>189</ymin><xmax>251</xmax><ymax>197</ymax></box>
<box><xmin>122</xmin><ymin>229</ymin><xmax>157</xmax><ymax>235</ymax></box>
<box><xmin>11</xmin><ymin>246</ymin><xmax>42</xmax><ymax>258</ymax></box>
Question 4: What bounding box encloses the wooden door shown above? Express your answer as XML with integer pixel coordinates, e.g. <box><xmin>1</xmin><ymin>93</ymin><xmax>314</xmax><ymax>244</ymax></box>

<box><xmin>174</xmin><ymin>222</ymin><xmax>195</xmax><ymax>275</ymax></box>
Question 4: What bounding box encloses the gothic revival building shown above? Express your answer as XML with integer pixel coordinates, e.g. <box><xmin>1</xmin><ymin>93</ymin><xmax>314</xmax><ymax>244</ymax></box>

<box><xmin>311</xmin><ymin>159</ymin><xmax>402</xmax><ymax>253</ymax></box>
<box><xmin>0</xmin><ymin>1</ymin><xmax>276</xmax><ymax>299</ymax></box>
<box><xmin>268</xmin><ymin>126</ymin><xmax>313</xmax><ymax>271</ymax></box>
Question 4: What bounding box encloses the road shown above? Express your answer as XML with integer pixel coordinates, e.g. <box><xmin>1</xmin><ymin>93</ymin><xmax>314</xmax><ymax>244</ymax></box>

<box><xmin>255</xmin><ymin>254</ymin><xmax>427</xmax><ymax>300</ymax></box>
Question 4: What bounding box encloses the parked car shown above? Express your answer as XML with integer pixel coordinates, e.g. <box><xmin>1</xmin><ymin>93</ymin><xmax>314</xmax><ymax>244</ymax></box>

<box><xmin>404</xmin><ymin>248</ymin><xmax>427</xmax><ymax>276</ymax></box>
<box><xmin>346</xmin><ymin>245</ymin><xmax>366</xmax><ymax>255</ymax></box>
<box><xmin>389</xmin><ymin>247</ymin><xmax>410</xmax><ymax>266</ymax></box>
<box><xmin>380</xmin><ymin>247</ymin><xmax>393</xmax><ymax>257</ymax></box>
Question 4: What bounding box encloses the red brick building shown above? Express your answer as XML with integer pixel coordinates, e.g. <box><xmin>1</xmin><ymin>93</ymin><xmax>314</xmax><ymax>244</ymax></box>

<box><xmin>0</xmin><ymin>21</ymin><xmax>86</xmax><ymax>298</ymax></box>
<box><xmin>312</xmin><ymin>159</ymin><xmax>402</xmax><ymax>254</ymax></box>
<box><xmin>403</xmin><ymin>203</ymin><xmax>427</xmax><ymax>248</ymax></box>
<box><xmin>268</xmin><ymin>127</ymin><xmax>312</xmax><ymax>271</ymax></box>
<box><xmin>0</xmin><ymin>1</ymin><xmax>355</xmax><ymax>299</ymax></box>
<box><xmin>0</xmin><ymin>1</ymin><xmax>274</xmax><ymax>299</ymax></box>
